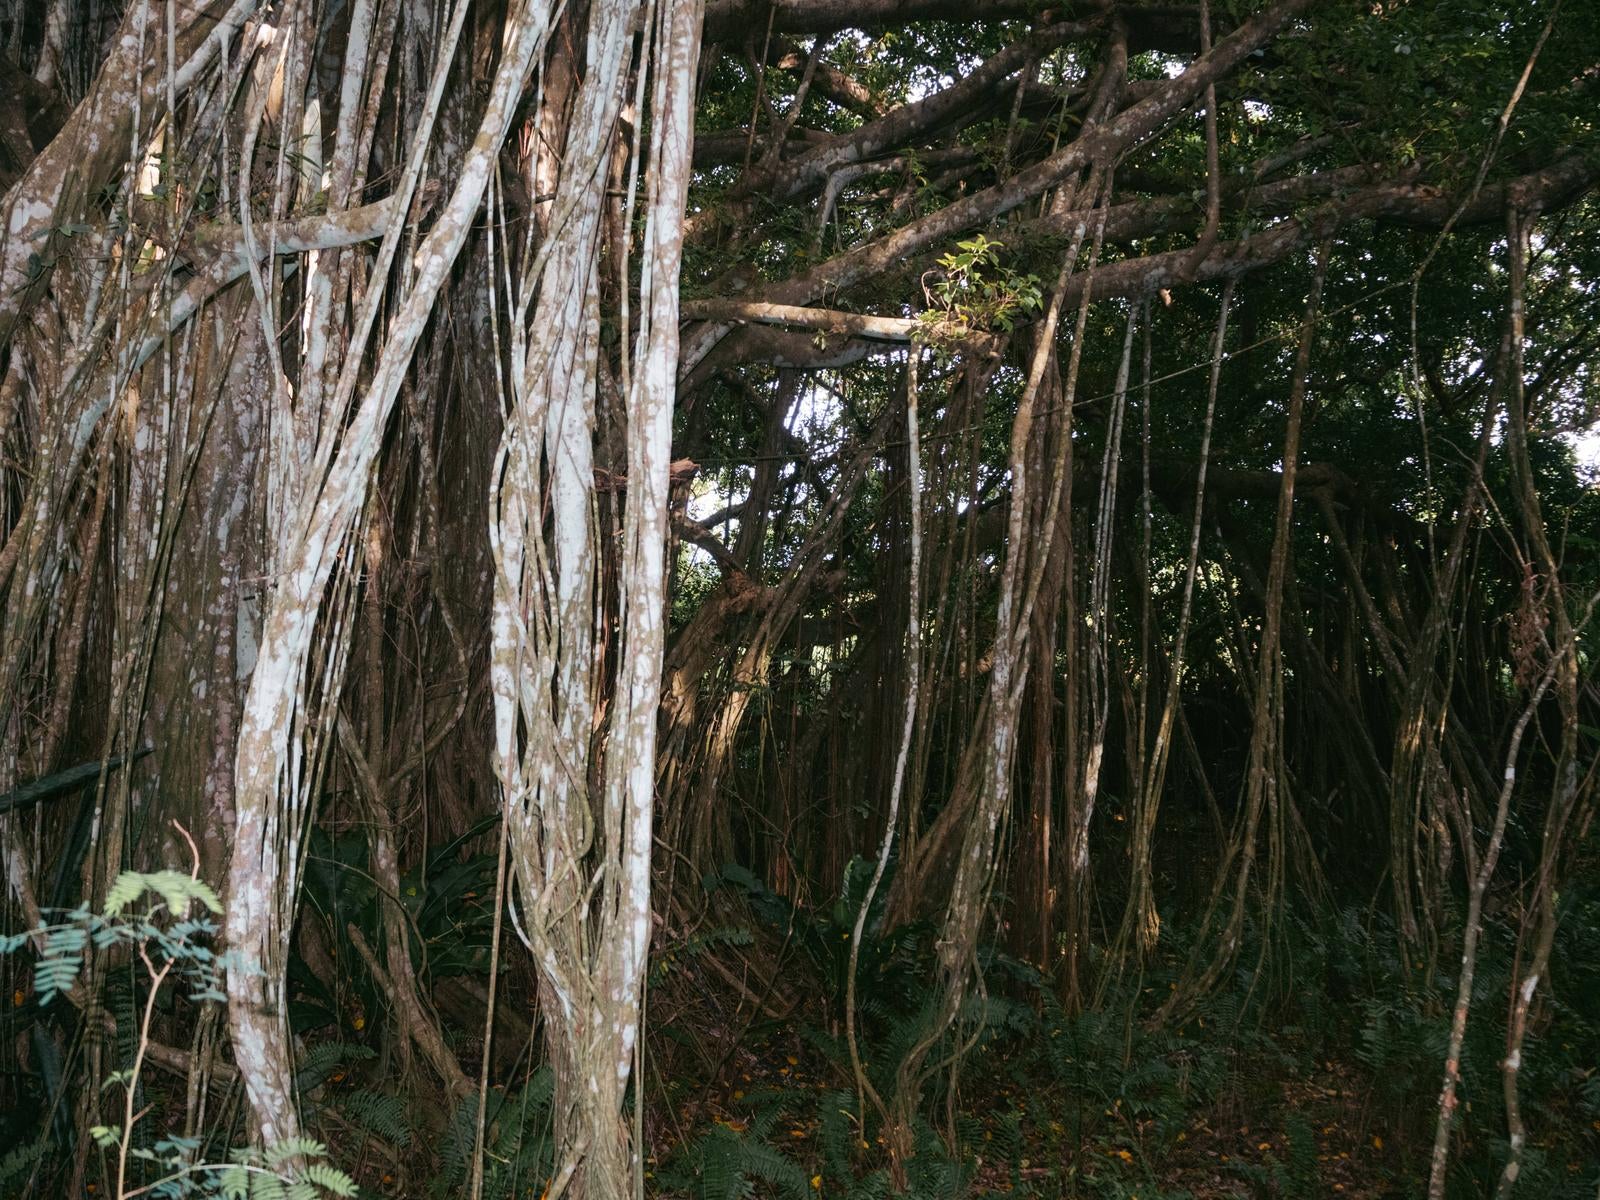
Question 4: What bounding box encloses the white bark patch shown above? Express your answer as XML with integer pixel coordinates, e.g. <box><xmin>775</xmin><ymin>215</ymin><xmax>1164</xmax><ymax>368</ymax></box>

<box><xmin>226</xmin><ymin>0</ymin><xmax>555</xmax><ymax>1145</ymax></box>
<box><xmin>485</xmin><ymin>0</ymin><xmax>704</xmax><ymax>1183</ymax></box>
<box><xmin>8</xmin><ymin>199</ymin><xmax>52</xmax><ymax>235</ymax></box>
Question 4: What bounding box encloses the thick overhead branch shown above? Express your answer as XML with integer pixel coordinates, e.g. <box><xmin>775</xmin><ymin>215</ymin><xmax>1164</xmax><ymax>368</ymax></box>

<box><xmin>770</xmin><ymin>38</ymin><xmax>884</xmax><ymax>116</ymax></box>
<box><xmin>681</xmin><ymin>324</ymin><xmax>888</xmax><ymax>388</ymax></box>
<box><xmin>127</xmin><ymin>198</ymin><xmax>401</xmax><ymax>370</ymax></box>
<box><xmin>705</xmin><ymin>0</ymin><xmax>1042</xmax><ymax>38</ymax></box>
<box><xmin>681</xmin><ymin>298</ymin><xmax>1000</xmax><ymax>352</ymax></box>
<box><xmin>0</xmin><ymin>0</ymin><xmax>255</xmax><ymax>348</ymax></box>
<box><xmin>692</xmin><ymin>157</ymin><xmax>1600</xmax><ymax>375</ymax></box>
<box><xmin>694</xmin><ymin>126</ymin><xmax>829</xmax><ymax>168</ymax></box>
<box><xmin>1053</xmin><ymin>158</ymin><xmax>1600</xmax><ymax>307</ymax></box>
<box><xmin>768</xmin><ymin>0</ymin><xmax>1310</xmax><ymax>299</ymax></box>
<box><xmin>763</xmin><ymin>22</ymin><xmax>1094</xmax><ymax>200</ymax></box>
<box><xmin>704</xmin><ymin>0</ymin><xmax>1204</xmax><ymax>49</ymax></box>
<box><xmin>682</xmin><ymin>0</ymin><xmax>1317</xmax><ymax>371</ymax></box>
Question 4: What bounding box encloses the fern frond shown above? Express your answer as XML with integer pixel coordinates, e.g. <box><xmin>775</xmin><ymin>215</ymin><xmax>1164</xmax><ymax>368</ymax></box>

<box><xmin>298</xmin><ymin>1162</ymin><xmax>359</xmax><ymax>1196</ymax></box>
<box><xmin>0</xmin><ymin>1140</ymin><xmax>45</xmax><ymax>1195</ymax></box>
<box><xmin>338</xmin><ymin>1089</ymin><xmax>412</xmax><ymax>1147</ymax></box>
<box><xmin>264</xmin><ymin>1137</ymin><xmax>328</xmax><ymax>1168</ymax></box>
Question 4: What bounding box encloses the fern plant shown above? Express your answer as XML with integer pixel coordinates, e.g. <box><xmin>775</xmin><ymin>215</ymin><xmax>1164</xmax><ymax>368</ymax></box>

<box><xmin>2</xmin><ymin>864</ymin><xmax>356</xmax><ymax>1200</ymax></box>
<box><xmin>337</xmin><ymin>1089</ymin><xmax>413</xmax><ymax>1148</ymax></box>
<box><xmin>705</xmin><ymin>858</ymin><xmax>935</xmax><ymax>1029</ymax></box>
<box><xmin>659</xmin><ymin>1122</ymin><xmax>811</xmax><ymax>1200</ymax></box>
<box><xmin>655</xmin><ymin>1099</ymin><xmax>812</xmax><ymax>1200</ymax></box>
<box><xmin>294</xmin><ymin>1040</ymin><xmax>377</xmax><ymax>1095</ymax></box>
<box><xmin>0</xmin><ymin>1140</ymin><xmax>45</xmax><ymax>1199</ymax></box>
<box><xmin>431</xmin><ymin>1067</ymin><xmax>556</xmax><ymax>1198</ymax></box>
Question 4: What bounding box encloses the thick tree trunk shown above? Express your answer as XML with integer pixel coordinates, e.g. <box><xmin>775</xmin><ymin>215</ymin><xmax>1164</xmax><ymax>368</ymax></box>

<box><xmin>227</xmin><ymin>0</ymin><xmax>546</xmax><ymax>1143</ymax></box>
<box><xmin>487</xmin><ymin>0</ymin><xmax>703</xmax><ymax>1190</ymax></box>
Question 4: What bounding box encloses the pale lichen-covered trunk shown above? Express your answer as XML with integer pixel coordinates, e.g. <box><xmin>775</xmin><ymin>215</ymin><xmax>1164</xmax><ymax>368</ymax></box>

<box><xmin>0</xmin><ymin>0</ymin><xmax>263</xmax><ymax>950</ymax></box>
<box><xmin>886</xmin><ymin>186</ymin><xmax>1102</xmax><ymax>1166</ymax></box>
<box><xmin>225</xmin><ymin>0</ymin><xmax>554</xmax><ymax>1144</ymax></box>
<box><xmin>488</xmin><ymin>0</ymin><xmax>702</xmax><ymax>1190</ymax></box>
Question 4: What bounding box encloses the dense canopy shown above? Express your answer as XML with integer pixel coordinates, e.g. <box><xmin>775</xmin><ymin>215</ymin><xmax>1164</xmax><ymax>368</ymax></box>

<box><xmin>0</xmin><ymin>0</ymin><xmax>1597</xmax><ymax>1197</ymax></box>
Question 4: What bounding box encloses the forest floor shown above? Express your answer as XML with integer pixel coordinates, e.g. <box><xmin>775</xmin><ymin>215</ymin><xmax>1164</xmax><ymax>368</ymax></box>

<box><xmin>1087</xmin><ymin>1058</ymin><xmax>1395</xmax><ymax>1199</ymax></box>
<box><xmin>655</xmin><ymin>1030</ymin><xmax>1440</xmax><ymax>1199</ymax></box>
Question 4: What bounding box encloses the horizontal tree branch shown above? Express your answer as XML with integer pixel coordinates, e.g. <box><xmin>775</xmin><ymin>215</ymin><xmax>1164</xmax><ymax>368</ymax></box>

<box><xmin>682</xmin><ymin>0</ymin><xmax>1316</xmax><ymax>372</ymax></box>
<box><xmin>764</xmin><ymin>21</ymin><xmax>1094</xmax><ymax>200</ymax></box>
<box><xmin>705</xmin><ymin>0</ymin><xmax>1043</xmax><ymax>38</ymax></box>
<box><xmin>771</xmin><ymin>38</ymin><xmax>883</xmax><ymax>116</ymax></box>
<box><xmin>704</xmin><ymin>0</ymin><xmax>1203</xmax><ymax>50</ymax></box>
<box><xmin>0</xmin><ymin>0</ymin><xmax>255</xmax><ymax>349</ymax></box>
<box><xmin>1052</xmin><ymin>157</ymin><xmax>1600</xmax><ymax>307</ymax></box>
<box><xmin>681</xmin><ymin>297</ymin><xmax>1000</xmax><ymax>351</ymax></box>
<box><xmin>129</xmin><ymin>197</ymin><xmax>401</xmax><ymax>369</ymax></box>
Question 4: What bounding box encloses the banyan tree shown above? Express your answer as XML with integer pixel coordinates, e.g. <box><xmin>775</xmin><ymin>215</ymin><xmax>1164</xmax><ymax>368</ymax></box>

<box><xmin>0</xmin><ymin>0</ymin><xmax>1597</xmax><ymax>1195</ymax></box>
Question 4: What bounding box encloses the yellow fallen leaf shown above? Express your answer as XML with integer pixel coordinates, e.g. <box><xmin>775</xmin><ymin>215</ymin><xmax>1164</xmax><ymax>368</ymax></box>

<box><xmin>1373</xmin><ymin>1135</ymin><xmax>1384</xmax><ymax>1150</ymax></box>
<box><xmin>811</xmin><ymin>1176</ymin><xmax>822</xmax><ymax>1190</ymax></box>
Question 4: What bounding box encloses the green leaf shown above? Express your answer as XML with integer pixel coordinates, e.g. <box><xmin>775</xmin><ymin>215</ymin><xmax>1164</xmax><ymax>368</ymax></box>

<box><xmin>104</xmin><ymin>871</ymin><xmax>151</xmax><ymax>916</ymax></box>
<box><xmin>0</xmin><ymin>930</ymin><xmax>32</xmax><ymax>954</ymax></box>
<box><xmin>35</xmin><ymin>926</ymin><xmax>85</xmax><ymax>1004</ymax></box>
<box><xmin>264</xmin><ymin>1137</ymin><xmax>327</xmax><ymax>1169</ymax></box>
<box><xmin>104</xmin><ymin>869</ymin><xmax>223</xmax><ymax>917</ymax></box>
<box><xmin>149</xmin><ymin>870</ymin><xmax>225</xmax><ymax>916</ymax></box>
<box><xmin>299</xmin><ymin>1162</ymin><xmax>359</xmax><ymax>1197</ymax></box>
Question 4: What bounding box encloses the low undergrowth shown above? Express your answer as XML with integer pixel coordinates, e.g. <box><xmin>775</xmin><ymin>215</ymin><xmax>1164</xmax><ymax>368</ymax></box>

<box><xmin>4</xmin><ymin>852</ymin><xmax>1598</xmax><ymax>1198</ymax></box>
<box><xmin>639</xmin><ymin>868</ymin><xmax>1600</xmax><ymax>1200</ymax></box>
